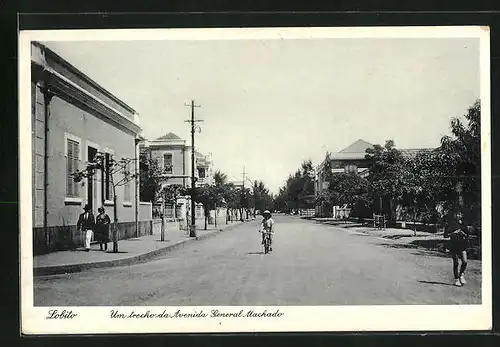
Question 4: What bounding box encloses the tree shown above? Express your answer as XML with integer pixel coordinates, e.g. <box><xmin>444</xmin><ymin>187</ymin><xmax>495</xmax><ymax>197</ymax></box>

<box><xmin>212</xmin><ymin>170</ymin><xmax>229</xmax><ymax>226</ymax></box>
<box><xmin>139</xmin><ymin>151</ymin><xmax>163</xmax><ymax>203</ymax></box>
<box><xmin>213</xmin><ymin>170</ymin><xmax>228</xmax><ymax>186</ymax></box>
<box><xmin>395</xmin><ymin>149</ymin><xmax>457</xmax><ymax>232</ymax></box>
<box><xmin>192</xmin><ymin>185</ymin><xmax>224</xmax><ymax>230</ymax></box>
<box><xmin>72</xmin><ymin>152</ymin><xmax>137</xmax><ymax>253</ymax></box>
<box><xmin>162</xmin><ymin>184</ymin><xmax>186</xmax><ymax>219</ymax></box>
<box><xmin>365</xmin><ymin>140</ymin><xmax>405</xmax><ymax>219</ymax></box>
<box><xmin>252</xmin><ymin>180</ymin><xmax>274</xmax><ymax>213</ymax></box>
<box><xmin>328</xmin><ymin>172</ymin><xmax>370</xmax><ymax>217</ymax></box>
<box><xmin>275</xmin><ymin>159</ymin><xmax>316</xmax><ymax>214</ymax></box>
<box><xmin>312</xmin><ymin>152</ymin><xmax>336</xmax><ymax>217</ymax></box>
<box><xmin>440</xmin><ymin>99</ymin><xmax>481</xmax><ymax>225</ymax></box>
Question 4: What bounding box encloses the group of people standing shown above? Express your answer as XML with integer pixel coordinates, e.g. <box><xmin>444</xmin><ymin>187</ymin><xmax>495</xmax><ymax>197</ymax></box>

<box><xmin>76</xmin><ymin>204</ymin><xmax>111</xmax><ymax>252</ymax></box>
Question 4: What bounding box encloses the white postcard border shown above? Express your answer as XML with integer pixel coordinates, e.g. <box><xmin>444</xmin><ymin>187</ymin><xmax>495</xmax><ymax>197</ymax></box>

<box><xmin>19</xmin><ymin>26</ymin><xmax>492</xmax><ymax>334</ymax></box>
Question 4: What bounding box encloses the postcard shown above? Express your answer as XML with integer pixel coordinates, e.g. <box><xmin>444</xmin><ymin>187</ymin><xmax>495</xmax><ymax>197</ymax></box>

<box><xmin>19</xmin><ymin>26</ymin><xmax>491</xmax><ymax>334</ymax></box>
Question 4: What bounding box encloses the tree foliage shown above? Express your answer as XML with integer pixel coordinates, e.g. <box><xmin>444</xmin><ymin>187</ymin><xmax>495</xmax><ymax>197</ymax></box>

<box><xmin>139</xmin><ymin>152</ymin><xmax>163</xmax><ymax>203</ymax></box>
<box><xmin>274</xmin><ymin>99</ymin><xmax>481</xmax><ymax>226</ymax></box>
<box><xmin>275</xmin><ymin>159</ymin><xmax>315</xmax><ymax>212</ymax></box>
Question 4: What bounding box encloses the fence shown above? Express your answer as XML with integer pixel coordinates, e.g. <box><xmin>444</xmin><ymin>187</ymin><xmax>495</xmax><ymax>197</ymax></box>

<box><xmin>299</xmin><ymin>209</ymin><xmax>315</xmax><ymax>217</ymax></box>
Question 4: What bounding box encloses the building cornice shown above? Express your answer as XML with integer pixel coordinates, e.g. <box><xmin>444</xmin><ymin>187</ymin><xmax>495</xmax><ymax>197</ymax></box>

<box><xmin>31</xmin><ymin>42</ymin><xmax>141</xmax><ymax>136</ymax></box>
<box><xmin>47</xmin><ymin>67</ymin><xmax>141</xmax><ymax>136</ymax></box>
<box><xmin>148</xmin><ymin>140</ymin><xmax>187</xmax><ymax>148</ymax></box>
<box><xmin>33</xmin><ymin>41</ymin><xmax>138</xmax><ymax>116</ymax></box>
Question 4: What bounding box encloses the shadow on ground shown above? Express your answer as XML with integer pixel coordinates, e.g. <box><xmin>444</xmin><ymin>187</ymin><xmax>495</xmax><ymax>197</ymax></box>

<box><xmin>384</xmin><ymin>234</ymin><xmax>430</xmax><ymax>240</ymax></box>
<box><xmin>418</xmin><ymin>280</ymin><xmax>455</xmax><ymax>287</ymax></box>
<box><xmin>379</xmin><ymin>239</ymin><xmax>481</xmax><ymax>260</ymax></box>
<box><xmin>379</xmin><ymin>243</ymin><xmax>419</xmax><ymax>249</ymax></box>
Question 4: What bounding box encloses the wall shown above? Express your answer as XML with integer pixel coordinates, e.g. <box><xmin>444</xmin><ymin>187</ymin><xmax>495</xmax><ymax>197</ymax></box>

<box><xmin>33</xmin><ymin>220</ymin><xmax>153</xmax><ymax>255</ymax></box>
<box><xmin>139</xmin><ymin>202</ymin><xmax>152</xmax><ymax>221</ymax></box>
<box><xmin>46</xmin><ymin>95</ymin><xmax>138</xmax><ymax>228</ymax></box>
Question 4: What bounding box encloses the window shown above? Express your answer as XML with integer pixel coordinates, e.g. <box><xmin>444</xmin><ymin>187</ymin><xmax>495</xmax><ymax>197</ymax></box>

<box><xmin>164</xmin><ymin>153</ymin><xmax>173</xmax><ymax>174</ymax></box>
<box><xmin>344</xmin><ymin>164</ymin><xmax>357</xmax><ymax>174</ymax></box>
<box><xmin>66</xmin><ymin>139</ymin><xmax>80</xmax><ymax>197</ymax></box>
<box><xmin>198</xmin><ymin>167</ymin><xmax>206</xmax><ymax>178</ymax></box>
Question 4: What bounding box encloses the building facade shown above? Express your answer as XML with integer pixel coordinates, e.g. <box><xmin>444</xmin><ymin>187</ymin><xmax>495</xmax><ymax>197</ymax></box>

<box><xmin>31</xmin><ymin>42</ymin><xmax>145</xmax><ymax>255</ymax></box>
<box><xmin>139</xmin><ymin>133</ymin><xmax>213</xmax><ymax>222</ymax></box>
<box><xmin>314</xmin><ymin>139</ymin><xmax>372</xmax><ymax>195</ymax></box>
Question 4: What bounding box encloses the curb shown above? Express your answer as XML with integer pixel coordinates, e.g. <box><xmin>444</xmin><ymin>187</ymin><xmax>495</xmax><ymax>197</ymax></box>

<box><xmin>34</xmin><ymin>221</ymin><xmax>248</xmax><ymax>277</ymax></box>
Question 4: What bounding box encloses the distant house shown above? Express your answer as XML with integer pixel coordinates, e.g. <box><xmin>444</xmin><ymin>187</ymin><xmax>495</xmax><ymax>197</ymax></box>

<box><xmin>195</xmin><ymin>150</ymin><xmax>214</xmax><ymax>186</ymax></box>
<box><xmin>315</xmin><ymin>139</ymin><xmax>372</xmax><ymax>195</ymax></box>
<box><xmin>139</xmin><ymin>132</ymin><xmax>213</xmax><ymax>221</ymax></box>
<box><xmin>314</xmin><ymin>139</ymin><xmax>434</xmax><ymax>218</ymax></box>
<box><xmin>31</xmin><ymin>42</ymin><xmax>144</xmax><ymax>255</ymax></box>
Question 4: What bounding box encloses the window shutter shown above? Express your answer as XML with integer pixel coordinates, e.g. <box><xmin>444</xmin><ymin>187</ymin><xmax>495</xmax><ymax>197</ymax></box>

<box><xmin>67</xmin><ymin>140</ymin><xmax>74</xmax><ymax>196</ymax></box>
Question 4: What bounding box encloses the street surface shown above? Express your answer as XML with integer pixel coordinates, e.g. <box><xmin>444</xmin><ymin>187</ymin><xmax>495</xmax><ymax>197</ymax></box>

<box><xmin>34</xmin><ymin>215</ymin><xmax>481</xmax><ymax>306</ymax></box>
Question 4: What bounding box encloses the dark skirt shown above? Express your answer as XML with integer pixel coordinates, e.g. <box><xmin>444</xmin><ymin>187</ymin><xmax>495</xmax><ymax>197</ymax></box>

<box><xmin>95</xmin><ymin>225</ymin><xmax>110</xmax><ymax>243</ymax></box>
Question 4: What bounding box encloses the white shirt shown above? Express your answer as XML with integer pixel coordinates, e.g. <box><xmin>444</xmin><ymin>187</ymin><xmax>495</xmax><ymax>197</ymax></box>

<box><xmin>261</xmin><ymin>218</ymin><xmax>275</xmax><ymax>232</ymax></box>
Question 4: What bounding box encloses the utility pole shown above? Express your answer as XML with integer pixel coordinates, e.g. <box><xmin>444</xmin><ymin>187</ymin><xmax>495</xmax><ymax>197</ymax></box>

<box><xmin>185</xmin><ymin>100</ymin><xmax>202</xmax><ymax>237</ymax></box>
<box><xmin>240</xmin><ymin>166</ymin><xmax>246</xmax><ymax>221</ymax></box>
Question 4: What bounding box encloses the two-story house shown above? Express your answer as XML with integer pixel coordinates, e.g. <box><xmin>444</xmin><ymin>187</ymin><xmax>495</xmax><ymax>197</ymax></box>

<box><xmin>314</xmin><ymin>139</ymin><xmax>433</xmax><ymax>218</ymax></box>
<box><xmin>31</xmin><ymin>42</ymin><xmax>144</xmax><ymax>255</ymax></box>
<box><xmin>315</xmin><ymin>139</ymin><xmax>372</xmax><ymax>195</ymax></box>
<box><xmin>139</xmin><ymin>133</ymin><xmax>213</xmax><ymax>221</ymax></box>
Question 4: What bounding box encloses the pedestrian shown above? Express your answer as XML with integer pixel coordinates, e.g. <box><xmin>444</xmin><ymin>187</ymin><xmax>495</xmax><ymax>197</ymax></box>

<box><xmin>95</xmin><ymin>206</ymin><xmax>111</xmax><ymax>251</ymax></box>
<box><xmin>444</xmin><ymin>212</ymin><xmax>470</xmax><ymax>286</ymax></box>
<box><xmin>77</xmin><ymin>204</ymin><xmax>95</xmax><ymax>252</ymax></box>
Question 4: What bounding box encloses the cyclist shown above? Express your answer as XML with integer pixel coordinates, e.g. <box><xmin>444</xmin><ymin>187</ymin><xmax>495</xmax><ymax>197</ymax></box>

<box><xmin>260</xmin><ymin>210</ymin><xmax>275</xmax><ymax>251</ymax></box>
<box><xmin>444</xmin><ymin>212</ymin><xmax>470</xmax><ymax>287</ymax></box>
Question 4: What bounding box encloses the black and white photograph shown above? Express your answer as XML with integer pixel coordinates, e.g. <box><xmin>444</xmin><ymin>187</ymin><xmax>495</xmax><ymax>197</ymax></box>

<box><xmin>20</xmin><ymin>27</ymin><xmax>491</xmax><ymax>333</ymax></box>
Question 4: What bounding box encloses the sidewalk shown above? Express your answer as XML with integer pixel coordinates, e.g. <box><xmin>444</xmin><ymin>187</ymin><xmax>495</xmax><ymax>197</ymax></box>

<box><xmin>312</xmin><ymin>218</ymin><xmax>481</xmax><ymax>260</ymax></box>
<box><xmin>34</xmin><ymin>220</ymin><xmax>249</xmax><ymax>277</ymax></box>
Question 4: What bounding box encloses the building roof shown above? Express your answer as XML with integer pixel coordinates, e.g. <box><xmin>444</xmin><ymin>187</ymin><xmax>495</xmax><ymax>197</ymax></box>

<box><xmin>400</xmin><ymin>148</ymin><xmax>434</xmax><ymax>158</ymax></box>
<box><xmin>317</xmin><ymin>139</ymin><xmax>436</xmax><ymax>172</ymax></box>
<box><xmin>339</xmin><ymin>139</ymin><xmax>374</xmax><ymax>153</ymax></box>
<box><xmin>326</xmin><ymin>139</ymin><xmax>374</xmax><ymax>160</ymax></box>
<box><xmin>156</xmin><ymin>132</ymin><xmax>183</xmax><ymax>141</ymax></box>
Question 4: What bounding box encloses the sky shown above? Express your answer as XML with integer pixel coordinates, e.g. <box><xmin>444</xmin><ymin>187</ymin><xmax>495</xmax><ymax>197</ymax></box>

<box><xmin>43</xmin><ymin>36</ymin><xmax>480</xmax><ymax>194</ymax></box>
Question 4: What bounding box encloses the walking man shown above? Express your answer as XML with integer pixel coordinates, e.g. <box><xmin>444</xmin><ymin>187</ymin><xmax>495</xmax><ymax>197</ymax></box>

<box><xmin>444</xmin><ymin>212</ymin><xmax>470</xmax><ymax>286</ymax></box>
<box><xmin>77</xmin><ymin>204</ymin><xmax>95</xmax><ymax>252</ymax></box>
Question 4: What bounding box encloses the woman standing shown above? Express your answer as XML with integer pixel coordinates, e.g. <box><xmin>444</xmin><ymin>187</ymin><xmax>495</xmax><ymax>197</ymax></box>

<box><xmin>95</xmin><ymin>207</ymin><xmax>111</xmax><ymax>251</ymax></box>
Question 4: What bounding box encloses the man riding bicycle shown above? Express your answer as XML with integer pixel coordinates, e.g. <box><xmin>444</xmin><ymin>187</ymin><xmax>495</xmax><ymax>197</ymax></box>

<box><xmin>259</xmin><ymin>210</ymin><xmax>275</xmax><ymax>251</ymax></box>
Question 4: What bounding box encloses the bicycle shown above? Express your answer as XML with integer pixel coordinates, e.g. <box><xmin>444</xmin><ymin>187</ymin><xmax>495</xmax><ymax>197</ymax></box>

<box><xmin>261</xmin><ymin>230</ymin><xmax>272</xmax><ymax>254</ymax></box>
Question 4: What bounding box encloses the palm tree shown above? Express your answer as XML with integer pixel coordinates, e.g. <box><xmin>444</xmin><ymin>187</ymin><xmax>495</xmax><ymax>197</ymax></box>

<box><xmin>213</xmin><ymin>170</ymin><xmax>230</xmax><ymax>223</ymax></box>
<box><xmin>213</xmin><ymin>171</ymin><xmax>228</xmax><ymax>186</ymax></box>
